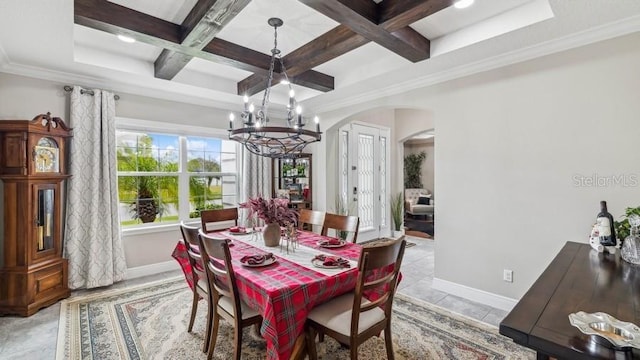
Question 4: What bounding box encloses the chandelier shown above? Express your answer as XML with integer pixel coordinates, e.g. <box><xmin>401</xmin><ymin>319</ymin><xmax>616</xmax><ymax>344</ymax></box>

<box><xmin>228</xmin><ymin>18</ymin><xmax>322</xmax><ymax>158</ymax></box>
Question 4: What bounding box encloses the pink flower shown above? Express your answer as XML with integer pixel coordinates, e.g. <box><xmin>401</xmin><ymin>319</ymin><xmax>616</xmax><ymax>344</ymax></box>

<box><xmin>240</xmin><ymin>196</ymin><xmax>298</xmax><ymax>227</ymax></box>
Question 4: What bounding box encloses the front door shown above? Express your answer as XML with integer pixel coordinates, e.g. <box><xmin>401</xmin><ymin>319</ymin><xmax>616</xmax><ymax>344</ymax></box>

<box><xmin>338</xmin><ymin>123</ymin><xmax>391</xmax><ymax>241</ymax></box>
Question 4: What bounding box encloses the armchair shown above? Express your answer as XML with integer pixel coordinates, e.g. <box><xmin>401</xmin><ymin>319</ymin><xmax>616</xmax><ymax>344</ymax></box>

<box><xmin>404</xmin><ymin>188</ymin><xmax>434</xmax><ymax>218</ymax></box>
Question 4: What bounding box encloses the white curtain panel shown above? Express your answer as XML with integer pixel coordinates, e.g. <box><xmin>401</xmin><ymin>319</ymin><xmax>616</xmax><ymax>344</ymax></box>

<box><xmin>240</xmin><ymin>149</ymin><xmax>272</xmax><ymax>202</ymax></box>
<box><xmin>64</xmin><ymin>87</ymin><xmax>127</xmax><ymax>289</ymax></box>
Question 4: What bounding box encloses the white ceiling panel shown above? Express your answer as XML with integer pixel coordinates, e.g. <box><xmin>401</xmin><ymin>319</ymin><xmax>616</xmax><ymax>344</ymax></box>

<box><xmin>74</xmin><ymin>25</ymin><xmax>162</xmax><ymax>62</ymax></box>
<box><xmin>183</xmin><ymin>57</ymin><xmax>252</xmax><ymax>80</ymax></box>
<box><xmin>108</xmin><ymin>0</ymin><xmax>197</xmax><ymax>24</ymax></box>
<box><xmin>412</xmin><ymin>0</ymin><xmax>535</xmax><ymax>39</ymax></box>
<box><xmin>314</xmin><ymin>42</ymin><xmax>409</xmax><ymax>88</ymax></box>
<box><xmin>215</xmin><ymin>0</ymin><xmax>339</xmax><ymax>55</ymax></box>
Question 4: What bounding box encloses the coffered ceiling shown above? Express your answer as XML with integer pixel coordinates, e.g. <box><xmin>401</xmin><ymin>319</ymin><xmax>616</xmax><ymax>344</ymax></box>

<box><xmin>0</xmin><ymin>1</ymin><xmax>639</xmax><ymax>114</ymax></box>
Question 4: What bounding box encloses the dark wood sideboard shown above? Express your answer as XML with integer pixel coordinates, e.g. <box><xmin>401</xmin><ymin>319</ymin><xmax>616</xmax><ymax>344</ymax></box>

<box><xmin>500</xmin><ymin>242</ymin><xmax>640</xmax><ymax>359</ymax></box>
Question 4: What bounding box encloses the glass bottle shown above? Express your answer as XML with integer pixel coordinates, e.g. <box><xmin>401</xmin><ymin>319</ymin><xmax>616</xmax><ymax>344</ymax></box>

<box><xmin>597</xmin><ymin>201</ymin><xmax>617</xmax><ymax>246</ymax></box>
<box><xmin>621</xmin><ymin>214</ymin><xmax>640</xmax><ymax>264</ymax></box>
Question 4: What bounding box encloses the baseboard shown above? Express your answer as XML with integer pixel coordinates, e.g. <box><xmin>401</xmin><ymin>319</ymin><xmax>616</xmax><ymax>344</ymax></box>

<box><xmin>432</xmin><ymin>278</ymin><xmax>518</xmax><ymax>312</ymax></box>
<box><xmin>126</xmin><ymin>260</ymin><xmax>181</xmax><ymax>280</ymax></box>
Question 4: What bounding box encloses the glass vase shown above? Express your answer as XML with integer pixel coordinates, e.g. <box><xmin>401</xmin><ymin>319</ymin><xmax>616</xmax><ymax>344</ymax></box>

<box><xmin>621</xmin><ymin>214</ymin><xmax>640</xmax><ymax>265</ymax></box>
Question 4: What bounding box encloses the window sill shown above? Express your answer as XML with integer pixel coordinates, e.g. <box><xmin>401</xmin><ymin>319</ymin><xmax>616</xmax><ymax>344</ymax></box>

<box><xmin>121</xmin><ymin>220</ymin><xmax>200</xmax><ymax>237</ymax></box>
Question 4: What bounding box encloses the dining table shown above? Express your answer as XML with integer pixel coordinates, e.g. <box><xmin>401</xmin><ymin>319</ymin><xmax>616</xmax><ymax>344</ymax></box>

<box><xmin>171</xmin><ymin>229</ymin><xmax>365</xmax><ymax>360</ymax></box>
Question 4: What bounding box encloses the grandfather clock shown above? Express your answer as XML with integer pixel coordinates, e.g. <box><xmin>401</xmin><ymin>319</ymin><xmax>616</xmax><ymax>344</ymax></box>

<box><xmin>0</xmin><ymin>113</ymin><xmax>72</xmax><ymax>316</ymax></box>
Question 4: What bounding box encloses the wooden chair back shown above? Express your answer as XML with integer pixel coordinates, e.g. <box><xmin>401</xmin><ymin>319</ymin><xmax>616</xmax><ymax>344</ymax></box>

<box><xmin>352</xmin><ymin>236</ymin><xmax>406</xmax><ymax>337</ymax></box>
<box><xmin>298</xmin><ymin>209</ymin><xmax>325</xmax><ymax>231</ymax></box>
<box><xmin>198</xmin><ymin>230</ymin><xmax>243</xmax><ymax>317</ymax></box>
<box><xmin>180</xmin><ymin>222</ymin><xmax>206</xmax><ymax>286</ymax></box>
<box><xmin>200</xmin><ymin>208</ymin><xmax>238</xmax><ymax>233</ymax></box>
<box><xmin>321</xmin><ymin>213</ymin><xmax>360</xmax><ymax>243</ymax></box>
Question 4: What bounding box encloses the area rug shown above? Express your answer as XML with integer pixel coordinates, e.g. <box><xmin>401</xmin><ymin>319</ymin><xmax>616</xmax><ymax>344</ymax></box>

<box><xmin>405</xmin><ymin>230</ymin><xmax>433</xmax><ymax>239</ymax></box>
<box><xmin>404</xmin><ymin>218</ymin><xmax>434</xmax><ymax>237</ymax></box>
<box><xmin>56</xmin><ymin>277</ymin><xmax>534</xmax><ymax>360</ymax></box>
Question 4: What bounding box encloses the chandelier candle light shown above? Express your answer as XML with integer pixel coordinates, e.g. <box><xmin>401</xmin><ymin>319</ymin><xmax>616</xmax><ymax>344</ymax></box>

<box><xmin>228</xmin><ymin>18</ymin><xmax>322</xmax><ymax>158</ymax></box>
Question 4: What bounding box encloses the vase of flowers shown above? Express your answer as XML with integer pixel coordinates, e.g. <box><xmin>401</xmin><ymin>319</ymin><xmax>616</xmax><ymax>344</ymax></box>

<box><xmin>240</xmin><ymin>196</ymin><xmax>298</xmax><ymax>247</ymax></box>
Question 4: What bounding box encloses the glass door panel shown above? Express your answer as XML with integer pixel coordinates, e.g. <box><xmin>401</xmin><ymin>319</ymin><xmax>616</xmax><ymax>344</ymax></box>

<box><xmin>37</xmin><ymin>188</ymin><xmax>55</xmax><ymax>252</ymax></box>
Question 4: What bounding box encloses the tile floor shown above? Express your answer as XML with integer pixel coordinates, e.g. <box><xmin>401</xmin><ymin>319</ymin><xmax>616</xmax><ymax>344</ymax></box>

<box><xmin>0</xmin><ymin>235</ymin><xmax>508</xmax><ymax>359</ymax></box>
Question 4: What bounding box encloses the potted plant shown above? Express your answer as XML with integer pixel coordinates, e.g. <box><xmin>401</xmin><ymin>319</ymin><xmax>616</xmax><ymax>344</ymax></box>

<box><xmin>390</xmin><ymin>192</ymin><xmax>404</xmax><ymax>238</ymax></box>
<box><xmin>404</xmin><ymin>151</ymin><xmax>426</xmax><ymax>188</ymax></box>
<box><xmin>240</xmin><ymin>196</ymin><xmax>298</xmax><ymax>247</ymax></box>
<box><xmin>614</xmin><ymin>206</ymin><xmax>640</xmax><ymax>244</ymax></box>
<box><xmin>333</xmin><ymin>194</ymin><xmax>354</xmax><ymax>240</ymax></box>
<box><xmin>131</xmin><ymin>179</ymin><xmax>159</xmax><ymax>223</ymax></box>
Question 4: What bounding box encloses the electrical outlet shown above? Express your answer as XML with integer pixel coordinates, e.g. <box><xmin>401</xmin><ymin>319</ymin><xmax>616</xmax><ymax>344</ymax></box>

<box><xmin>503</xmin><ymin>269</ymin><xmax>513</xmax><ymax>282</ymax></box>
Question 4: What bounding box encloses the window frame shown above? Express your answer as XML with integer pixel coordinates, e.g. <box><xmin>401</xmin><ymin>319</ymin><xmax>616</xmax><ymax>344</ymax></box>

<box><xmin>115</xmin><ymin>117</ymin><xmax>240</xmax><ymax>234</ymax></box>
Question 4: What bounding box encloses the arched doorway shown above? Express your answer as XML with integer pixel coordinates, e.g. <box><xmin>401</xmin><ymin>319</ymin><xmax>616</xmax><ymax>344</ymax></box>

<box><xmin>402</xmin><ymin>129</ymin><xmax>435</xmax><ymax>238</ymax></box>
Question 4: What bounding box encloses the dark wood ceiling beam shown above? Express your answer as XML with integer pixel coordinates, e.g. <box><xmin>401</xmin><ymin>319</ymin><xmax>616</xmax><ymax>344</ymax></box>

<box><xmin>74</xmin><ymin>0</ymin><xmax>334</xmax><ymax>91</ymax></box>
<box><xmin>284</xmin><ymin>25</ymin><xmax>368</xmax><ymax>76</ymax></box>
<box><xmin>336</xmin><ymin>0</ymin><xmax>378</xmax><ymax>24</ymax></box>
<box><xmin>237</xmin><ymin>69</ymin><xmax>334</xmax><ymax>96</ymax></box>
<box><xmin>378</xmin><ymin>0</ymin><xmax>455</xmax><ymax>31</ymax></box>
<box><xmin>154</xmin><ymin>0</ymin><xmax>252</xmax><ymax>80</ymax></box>
<box><xmin>203</xmin><ymin>38</ymin><xmax>279</xmax><ymax>74</ymax></box>
<box><xmin>74</xmin><ymin>0</ymin><xmax>181</xmax><ymax>44</ymax></box>
<box><xmin>237</xmin><ymin>25</ymin><xmax>363</xmax><ymax>95</ymax></box>
<box><xmin>298</xmin><ymin>0</ymin><xmax>430</xmax><ymax>62</ymax></box>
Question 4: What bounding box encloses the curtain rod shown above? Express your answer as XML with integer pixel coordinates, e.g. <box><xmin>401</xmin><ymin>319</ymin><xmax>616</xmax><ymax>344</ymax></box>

<box><xmin>63</xmin><ymin>85</ymin><xmax>120</xmax><ymax>100</ymax></box>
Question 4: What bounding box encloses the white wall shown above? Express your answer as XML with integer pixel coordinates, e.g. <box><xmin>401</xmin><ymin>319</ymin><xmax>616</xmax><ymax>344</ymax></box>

<box><xmin>0</xmin><ymin>72</ymin><xmax>231</xmax><ymax>270</ymax></box>
<box><xmin>314</xmin><ymin>32</ymin><xmax>640</xmax><ymax>301</ymax></box>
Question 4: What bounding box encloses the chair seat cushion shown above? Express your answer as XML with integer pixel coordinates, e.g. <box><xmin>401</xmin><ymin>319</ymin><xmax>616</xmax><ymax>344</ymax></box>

<box><xmin>218</xmin><ymin>296</ymin><xmax>260</xmax><ymax>319</ymax></box>
<box><xmin>307</xmin><ymin>293</ymin><xmax>385</xmax><ymax>337</ymax></box>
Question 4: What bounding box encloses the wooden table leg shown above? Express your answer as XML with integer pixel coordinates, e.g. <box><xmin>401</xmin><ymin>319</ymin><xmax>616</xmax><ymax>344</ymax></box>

<box><xmin>289</xmin><ymin>334</ymin><xmax>307</xmax><ymax>360</ymax></box>
<box><xmin>536</xmin><ymin>352</ymin><xmax>550</xmax><ymax>360</ymax></box>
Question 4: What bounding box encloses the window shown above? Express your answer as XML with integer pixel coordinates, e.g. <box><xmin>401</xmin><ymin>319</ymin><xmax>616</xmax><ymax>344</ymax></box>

<box><xmin>116</xmin><ymin>130</ymin><xmax>237</xmax><ymax>227</ymax></box>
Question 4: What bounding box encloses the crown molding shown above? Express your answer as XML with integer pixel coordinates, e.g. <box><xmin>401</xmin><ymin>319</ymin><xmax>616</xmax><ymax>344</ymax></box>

<box><xmin>308</xmin><ymin>13</ymin><xmax>640</xmax><ymax>114</ymax></box>
<box><xmin>0</xmin><ymin>60</ymin><xmax>240</xmax><ymax>111</ymax></box>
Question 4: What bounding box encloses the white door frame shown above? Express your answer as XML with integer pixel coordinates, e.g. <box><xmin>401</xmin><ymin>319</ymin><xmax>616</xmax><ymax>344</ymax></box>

<box><xmin>338</xmin><ymin>122</ymin><xmax>391</xmax><ymax>241</ymax></box>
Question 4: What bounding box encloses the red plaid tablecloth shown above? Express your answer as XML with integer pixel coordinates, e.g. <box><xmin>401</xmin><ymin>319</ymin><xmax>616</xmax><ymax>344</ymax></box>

<box><xmin>171</xmin><ymin>231</ymin><xmax>362</xmax><ymax>360</ymax></box>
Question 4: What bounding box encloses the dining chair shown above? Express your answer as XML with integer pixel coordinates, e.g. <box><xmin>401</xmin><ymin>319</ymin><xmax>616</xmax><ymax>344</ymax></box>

<box><xmin>198</xmin><ymin>230</ymin><xmax>263</xmax><ymax>360</ymax></box>
<box><xmin>298</xmin><ymin>209</ymin><xmax>325</xmax><ymax>232</ymax></box>
<box><xmin>200</xmin><ymin>208</ymin><xmax>238</xmax><ymax>233</ymax></box>
<box><xmin>305</xmin><ymin>236</ymin><xmax>406</xmax><ymax>360</ymax></box>
<box><xmin>321</xmin><ymin>213</ymin><xmax>360</xmax><ymax>243</ymax></box>
<box><xmin>179</xmin><ymin>222</ymin><xmax>213</xmax><ymax>353</ymax></box>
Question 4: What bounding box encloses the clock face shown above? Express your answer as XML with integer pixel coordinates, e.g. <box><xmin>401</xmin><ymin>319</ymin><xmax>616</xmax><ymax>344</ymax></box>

<box><xmin>35</xmin><ymin>146</ymin><xmax>59</xmax><ymax>173</ymax></box>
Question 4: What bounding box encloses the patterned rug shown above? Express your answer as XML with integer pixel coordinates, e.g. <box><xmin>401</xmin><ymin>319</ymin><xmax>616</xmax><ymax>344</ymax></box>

<box><xmin>56</xmin><ymin>277</ymin><xmax>534</xmax><ymax>360</ymax></box>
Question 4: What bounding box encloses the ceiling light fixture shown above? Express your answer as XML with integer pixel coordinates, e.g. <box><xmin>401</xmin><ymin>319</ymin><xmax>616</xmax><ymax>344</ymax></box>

<box><xmin>228</xmin><ymin>18</ymin><xmax>321</xmax><ymax>158</ymax></box>
<box><xmin>454</xmin><ymin>0</ymin><xmax>474</xmax><ymax>9</ymax></box>
<box><xmin>117</xmin><ymin>34</ymin><xmax>136</xmax><ymax>43</ymax></box>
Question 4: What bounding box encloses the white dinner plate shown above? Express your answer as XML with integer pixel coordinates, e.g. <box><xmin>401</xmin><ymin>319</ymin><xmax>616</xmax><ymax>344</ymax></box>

<box><xmin>228</xmin><ymin>229</ymin><xmax>253</xmax><ymax>235</ymax></box>
<box><xmin>316</xmin><ymin>240</ymin><xmax>347</xmax><ymax>248</ymax></box>
<box><xmin>311</xmin><ymin>257</ymin><xmax>345</xmax><ymax>269</ymax></box>
<box><xmin>241</xmin><ymin>257</ymin><xmax>277</xmax><ymax>268</ymax></box>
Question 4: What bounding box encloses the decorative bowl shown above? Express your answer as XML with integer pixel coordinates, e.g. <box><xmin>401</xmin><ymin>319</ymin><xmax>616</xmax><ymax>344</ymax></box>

<box><xmin>568</xmin><ymin>311</ymin><xmax>640</xmax><ymax>350</ymax></box>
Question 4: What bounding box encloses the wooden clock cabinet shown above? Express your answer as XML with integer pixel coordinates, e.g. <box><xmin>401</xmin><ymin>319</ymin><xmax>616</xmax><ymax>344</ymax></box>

<box><xmin>0</xmin><ymin>113</ymin><xmax>72</xmax><ymax>316</ymax></box>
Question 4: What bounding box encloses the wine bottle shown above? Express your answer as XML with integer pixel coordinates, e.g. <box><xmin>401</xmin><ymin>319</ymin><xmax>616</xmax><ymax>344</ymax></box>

<box><xmin>596</xmin><ymin>201</ymin><xmax>617</xmax><ymax>246</ymax></box>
